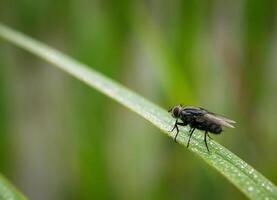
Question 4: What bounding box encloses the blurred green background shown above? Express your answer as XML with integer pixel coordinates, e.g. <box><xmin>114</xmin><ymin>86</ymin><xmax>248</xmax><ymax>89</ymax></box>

<box><xmin>0</xmin><ymin>0</ymin><xmax>277</xmax><ymax>199</ymax></box>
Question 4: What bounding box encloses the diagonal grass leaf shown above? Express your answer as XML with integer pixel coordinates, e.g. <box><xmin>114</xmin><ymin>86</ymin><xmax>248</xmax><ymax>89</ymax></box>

<box><xmin>0</xmin><ymin>174</ymin><xmax>27</xmax><ymax>200</ymax></box>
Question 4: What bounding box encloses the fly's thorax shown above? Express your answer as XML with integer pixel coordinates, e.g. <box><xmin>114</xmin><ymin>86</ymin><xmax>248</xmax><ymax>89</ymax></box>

<box><xmin>180</xmin><ymin>110</ymin><xmax>194</xmax><ymax>124</ymax></box>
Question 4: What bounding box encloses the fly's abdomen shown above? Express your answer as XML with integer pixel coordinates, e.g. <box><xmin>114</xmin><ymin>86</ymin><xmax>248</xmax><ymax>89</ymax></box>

<box><xmin>208</xmin><ymin>123</ymin><xmax>222</xmax><ymax>134</ymax></box>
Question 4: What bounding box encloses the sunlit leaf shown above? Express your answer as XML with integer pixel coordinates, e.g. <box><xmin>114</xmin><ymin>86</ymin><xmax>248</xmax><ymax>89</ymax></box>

<box><xmin>0</xmin><ymin>174</ymin><xmax>27</xmax><ymax>200</ymax></box>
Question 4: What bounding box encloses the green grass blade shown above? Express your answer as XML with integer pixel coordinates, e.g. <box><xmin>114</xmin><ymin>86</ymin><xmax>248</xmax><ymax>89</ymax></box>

<box><xmin>0</xmin><ymin>174</ymin><xmax>27</xmax><ymax>200</ymax></box>
<box><xmin>0</xmin><ymin>23</ymin><xmax>276</xmax><ymax>200</ymax></box>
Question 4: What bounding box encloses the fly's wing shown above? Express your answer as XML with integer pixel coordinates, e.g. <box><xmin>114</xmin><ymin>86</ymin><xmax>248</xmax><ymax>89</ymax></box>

<box><xmin>198</xmin><ymin>107</ymin><xmax>236</xmax><ymax>128</ymax></box>
<box><xmin>204</xmin><ymin>113</ymin><xmax>236</xmax><ymax>128</ymax></box>
<box><xmin>183</xmin><ymin>106</ymin><xmax>208</xmax><ymax>116</ymax></box>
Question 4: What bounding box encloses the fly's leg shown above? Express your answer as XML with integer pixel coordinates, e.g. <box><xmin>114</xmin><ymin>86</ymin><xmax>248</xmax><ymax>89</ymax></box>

<box><xmin>207</xmin><ymin>133</ymin><xmax>213</xmax><ymax>140</ymax></box>
<box><xmin>174</xmin><ymin>122</ymin><xmax>188</xmax><ymax>142</ymax></box>
<box><xmin>169</xmin><ymin>119</ymin><xmax>178</xmax><ymax>132</ymax></box>
<box><xmin>174</xmin><ymin>125</ymin><xmax>180</xmax><ymax>142</ymax></box>
<box><xmin>169</xmin><ymin>120</ymin><xmax>180</xmax><ymax>142</ymax></box>
<box><xmin>186</xmin><ymin>127</ymin><xmax>195</xmax><ymax>148</ymax></box>
<box><xmin>169</xmin><ymin>120</ymin><xmax>187</xmax><ymax>142</ymax></box>
<box><xmin>204</xmin><ymin>131</ymin><xmax>210</xmax><ymax>152</ymax></box>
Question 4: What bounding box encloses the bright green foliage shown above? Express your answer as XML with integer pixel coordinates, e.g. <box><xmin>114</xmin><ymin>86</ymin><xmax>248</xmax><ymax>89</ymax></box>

<box><xmin>0</xmin><ymin>174</ymin><xmax>26</xmax><ymax>200</ymax></box>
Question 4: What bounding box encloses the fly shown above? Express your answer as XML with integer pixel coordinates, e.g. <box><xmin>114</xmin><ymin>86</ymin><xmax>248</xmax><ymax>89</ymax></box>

<box><xmin>168</xmin><ymin>105</ymin><xmax>236</xmax><ymax>152</ymax></box>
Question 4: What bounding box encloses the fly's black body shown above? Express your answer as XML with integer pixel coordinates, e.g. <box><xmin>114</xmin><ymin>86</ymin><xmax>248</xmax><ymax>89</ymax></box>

<box><xmin>168</xmin><ymin>105</ymin><xmax>235</xmax><ymax>152</ymax></box>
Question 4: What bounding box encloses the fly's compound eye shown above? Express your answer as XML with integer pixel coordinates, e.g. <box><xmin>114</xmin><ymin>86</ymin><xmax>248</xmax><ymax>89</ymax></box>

<box><xmin>172</xmin><ymin>107</ymin><xmax>180</xmax><ymax>118</ymax></box>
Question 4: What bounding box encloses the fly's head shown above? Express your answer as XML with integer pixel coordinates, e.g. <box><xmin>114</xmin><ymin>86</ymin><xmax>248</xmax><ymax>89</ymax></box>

<box><xmin>168</xmin><ymin>104</ymin><xmax>183</xmax><ymax>119</ymax></box>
